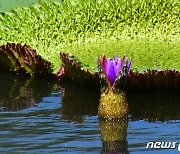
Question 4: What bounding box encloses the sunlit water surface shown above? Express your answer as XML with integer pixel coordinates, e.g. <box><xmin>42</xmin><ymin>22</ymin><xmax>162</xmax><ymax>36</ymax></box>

<box><xmin>0</xmin><ymin>72</ymin><xmax>179</xmax><ymax>154</ymax></box>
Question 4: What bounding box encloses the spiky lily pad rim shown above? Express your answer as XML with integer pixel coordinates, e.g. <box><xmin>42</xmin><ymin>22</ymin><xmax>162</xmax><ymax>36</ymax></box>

<box><xmin>0</xmin><ymin>43</ymin><xmax>53</xmax><ymax>75</ymax></box>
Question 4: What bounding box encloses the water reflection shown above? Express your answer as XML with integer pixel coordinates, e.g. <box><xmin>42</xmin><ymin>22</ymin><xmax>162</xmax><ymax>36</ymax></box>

<box><xmin>0</xmin><ymin>72</ymin><xmax>179</xmax><ymax>153</ymax></box>
<box><xmin>99</xmin><ymin>118</ymin><xmax>128</xmax><ymax>154</ymax></box>
<box><xmin>59</xmin><ymin>80</ymin><xmax>99</xmax><ymax>122</ymax></box>
<box><xmin>59</xmin><ymin>80</ymin><xmax>180</xmax><ymax>153</ymax></box>
<box><xmin>128</xmin><ymin>93</ymin><xmax>180</xmax><ymax>122</ymax></box>
<box><xmin>59</xmin><ymin>80</ymin><xmax>180</xmax><ymax>122</ymax></box>
<box><xmin>1</xmin><ymin>71</ymin><xmax>179</xmax><ymax>121</ymax></box>
<box><xmin>0</xmin><ymin>71</ymin><xmax>57</xmax><ymax>111</ymax></box>
<box><xmin>59</xmin><ymin>79</ymin><xmax>129</xmax><ymax>153</ymax></box>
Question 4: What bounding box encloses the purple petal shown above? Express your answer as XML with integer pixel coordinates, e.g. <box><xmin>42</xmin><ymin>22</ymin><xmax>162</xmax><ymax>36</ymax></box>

<box><xmin>105</xmin><ymin>59</ymin><xmax>116</xmax><ymax>86</ymax></box>
<box><xmin>127</xmin><ymin>59</ymin><xmax>131</xmax><ymax>70</ymax></box>
<box><xmin>114</xmin><ymin>56</ymin><xmax>119</xmax><ymax>61</ymax></box>
<box><xmin>126</xmin><ymin>59</ymin><xmax>132</xmax><ymax>76</ymax></box>
<box><xmin>113</xmin><ymin>57</ymin><xmax>122</xmax><ymax>76</ymax></box>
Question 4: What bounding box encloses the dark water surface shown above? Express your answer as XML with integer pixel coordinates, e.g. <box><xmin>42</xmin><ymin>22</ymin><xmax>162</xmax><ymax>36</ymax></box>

<box><xmin>0</xmin><ymin>72</ymin><xmax>180</xmax><ymax>154</ymax></box>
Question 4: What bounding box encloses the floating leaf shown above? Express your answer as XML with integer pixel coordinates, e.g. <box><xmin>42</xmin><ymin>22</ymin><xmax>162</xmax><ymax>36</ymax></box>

<box><xmin>57</xmin><ymin>52</ymin><xmax>99</xmax><ymax>88</ymax></box>
<box><xmin>0</xmin><ymin>43</ymin><xmax>52</xmax><ymax>75</ymax></box>
<box><xmin>127</xmin><ymin>69</ymin><xmax>180</xmax><ymax>92</ymax></box>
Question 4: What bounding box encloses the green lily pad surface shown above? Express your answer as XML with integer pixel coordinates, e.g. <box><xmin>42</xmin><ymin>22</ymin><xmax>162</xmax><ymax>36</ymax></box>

<box><xmin>0</xmin><ymin>0</ymin><xmax>58</xmax><ymax>12</ymax></box>
<box><xmin>0</xmin><ymin>0</ymin><xmax>179</xmax><ymax>73</ymax></box>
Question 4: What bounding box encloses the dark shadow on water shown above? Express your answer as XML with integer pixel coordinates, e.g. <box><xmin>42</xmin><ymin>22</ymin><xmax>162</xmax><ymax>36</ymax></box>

<box><xmin>0</xmin><ymin>70</ymin><xmax>57</xmax><ymax>111</ymax></box>
<box><xmin>58</xmin><ymin>79</ymin><xmax>100</xmax><ymax>123</ymax></box>
<box><xmin>128</xmin><ymin>93</ymin><xmax>180</xmax><ymax>122</ymax></box>
<box><xmin>1</xmin><ymin>71</ymin><xmax>179</xmax><ymax>121</ymax></box>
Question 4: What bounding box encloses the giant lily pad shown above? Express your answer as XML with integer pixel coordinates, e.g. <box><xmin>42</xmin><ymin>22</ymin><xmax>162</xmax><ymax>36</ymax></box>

<box><xmin>0</xmin><ymin>0</ymin><xmax>179</xmax><ymax>73</ymax></box>
<box><xmin>0</xmin><ymin>43</ymin><xmax>52</xmax><ymax>75</ymax></box>
<box><xmin>57</xmin><ymin>52</ymin><xmax>99</xmax><ymax>88</ymax></box>
<box><xmin>127</xmin><ymin>70</ymin><xmax>180</xmax><ymax>92</ymax></box>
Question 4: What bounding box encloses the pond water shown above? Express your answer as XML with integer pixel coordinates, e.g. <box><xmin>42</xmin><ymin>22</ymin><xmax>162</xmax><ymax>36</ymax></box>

<box><xmin>0</xmin><ymin>72</ymin><xmax>180</xmax><ymax>154</ymax></box>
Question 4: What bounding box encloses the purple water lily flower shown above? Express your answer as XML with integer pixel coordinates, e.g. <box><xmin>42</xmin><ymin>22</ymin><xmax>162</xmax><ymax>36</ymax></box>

<box><xmin>100</xmin><ymin>55</ymin><xmax>131</xmax><ymax>87</ymax></box>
